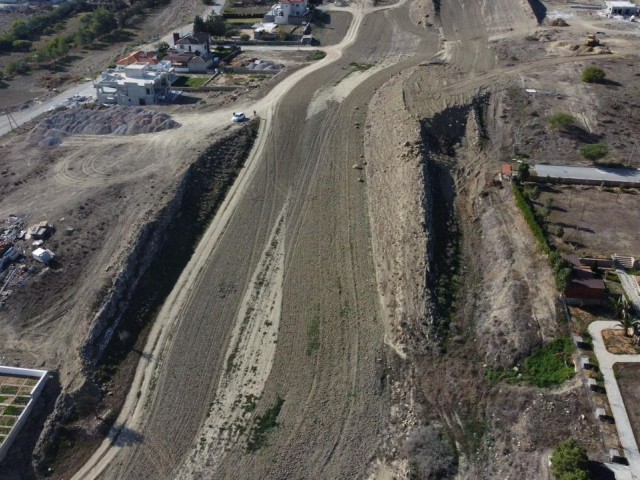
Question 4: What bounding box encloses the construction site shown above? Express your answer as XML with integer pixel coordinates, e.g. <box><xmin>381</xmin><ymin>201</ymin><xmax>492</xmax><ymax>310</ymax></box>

<box><xmin>1</xmin><ymin>0</ymin><xmax>640</xmax><ymax>478</ymax></box>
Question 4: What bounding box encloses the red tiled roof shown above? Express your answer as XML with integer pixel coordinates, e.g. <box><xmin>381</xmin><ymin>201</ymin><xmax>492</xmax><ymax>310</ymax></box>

<box><xmin>116</xmin><ymin>50</ymin><xmax>158</xmax><ymax>66</ymax></box>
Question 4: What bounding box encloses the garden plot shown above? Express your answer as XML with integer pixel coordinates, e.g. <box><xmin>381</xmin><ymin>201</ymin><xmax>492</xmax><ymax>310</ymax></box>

<box><xmin>0</xmin><ymin>374</ymin><xmax>39</xmax><ymax>446</ymax></box>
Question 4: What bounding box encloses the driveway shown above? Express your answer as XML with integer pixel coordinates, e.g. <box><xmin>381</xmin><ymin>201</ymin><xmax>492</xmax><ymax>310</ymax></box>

<box><xmin>589</xmin><ymin>320</ymin><xmax>640</xmax><ymax>479</ymax></box>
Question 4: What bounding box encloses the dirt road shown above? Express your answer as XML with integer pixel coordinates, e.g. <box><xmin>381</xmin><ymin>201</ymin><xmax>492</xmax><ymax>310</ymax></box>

<box><xmin>73</xmin><ymin>1</ymin><xmax>433</xmax><ymax>478</ymax></box>
<box><xmin>66</xmin><ymin>0</ymin><xmax>620</xmax><ymax>477</ymax></box>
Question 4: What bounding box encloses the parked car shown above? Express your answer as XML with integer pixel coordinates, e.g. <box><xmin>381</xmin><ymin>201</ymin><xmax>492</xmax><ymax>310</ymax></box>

<box><xmin>232</xmin><ymin>112</ymin><xmax>246</xmax><ymax>122</ymax></box>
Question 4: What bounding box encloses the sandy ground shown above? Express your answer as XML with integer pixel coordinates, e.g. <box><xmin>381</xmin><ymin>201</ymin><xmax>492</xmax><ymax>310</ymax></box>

<box><xmin>615</xmin><ymin>363</ymin><xmax>640</xmax><ymax>448</ymax></box>
<box><xmin>3</xmin><ymin>0</ymin><xmax>640</xmax><ymax>474</ymax></box>
<box><xmin>540</xmin><ymin>186</ymin><xmax>640</xmax><ymax>258</ymax></box>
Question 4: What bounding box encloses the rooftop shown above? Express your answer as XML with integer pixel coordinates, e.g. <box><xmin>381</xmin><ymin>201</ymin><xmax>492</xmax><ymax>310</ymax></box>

<box><xmin>533</xmin><ymin>164</ymin><xmax>640</xmax><ymax>186</ymax></box>
<box><xmin>606</xmin><ymin>1</ymin><xmax>637</xmax><ymax>6</ymax></box>
<box><xmin>96</xmin><ymin>62</ymin><xmax>174</xmax><ymax>87</ymax></box>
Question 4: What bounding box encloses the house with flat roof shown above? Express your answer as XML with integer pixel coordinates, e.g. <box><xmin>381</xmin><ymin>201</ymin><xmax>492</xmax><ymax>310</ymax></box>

<box><xmin>95</xmin><ymin>62</ymin><xmax>175</xmax><ymax>106</ymax></box>
<box><xmin>605</xmin><ymin>0</ymin><xmax>639</xmax><ymax>16</ymax></box>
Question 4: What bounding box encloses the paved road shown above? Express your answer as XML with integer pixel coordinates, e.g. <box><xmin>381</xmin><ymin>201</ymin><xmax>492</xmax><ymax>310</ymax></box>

<box><xmin>589</xmin><ymin>320</ymin><xmax>640</xmax><ymax>479</ymax></box>
<box><xmin>618</xmin><ymin>270</ymin><xmax>640</xmax><ymax>316</ymax></box>
<box><xmin>0</xmin><ymin>81</ymin><xmax>95</xmax><ymax>138</ymax></box>
<box><xmin>533</xmin><ymin>164</ymin><xmax>640</xmax><ymax>185</ymax></box>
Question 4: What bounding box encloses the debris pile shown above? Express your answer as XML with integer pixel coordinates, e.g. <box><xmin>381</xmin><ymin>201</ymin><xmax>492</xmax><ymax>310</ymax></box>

<box><xmin>550</xmin><ymin>18</ymin><xmax>569</xmax><ymax>27</ymax></box>
<box><xmin>28</xmin><ymin>105</ymin><xmax>181</xmax><ymax>147</ymax></box>
<box><xmin>241</xmin><ymin>59</ymin><xmax>283</xmax><ymax>71</ymax></box>
<box><xmin>0</xmin><ymin>215</ymin><xmax>60</xmax><ymax>306</ymax></box>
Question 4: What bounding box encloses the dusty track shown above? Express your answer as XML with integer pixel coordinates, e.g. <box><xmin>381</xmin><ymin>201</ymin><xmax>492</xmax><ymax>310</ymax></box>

<box><xmin>67</xmin><ymin>0</ymin><xmax>624</xmax><ymax>477</ymax></box>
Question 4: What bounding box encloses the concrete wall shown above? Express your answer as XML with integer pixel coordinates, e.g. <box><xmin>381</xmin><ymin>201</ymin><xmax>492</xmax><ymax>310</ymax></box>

<box><xmin>0</xmin><ymin>366</ymin><xmax>48</xmax><ymax>464</ymax></box>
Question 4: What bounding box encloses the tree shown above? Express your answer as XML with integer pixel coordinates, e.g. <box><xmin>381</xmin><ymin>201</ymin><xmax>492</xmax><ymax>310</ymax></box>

<box><xmin>581</xmin><ymin>66</ymin><xmax>606</xmax><ymax>84</ymax></box>
<box><xmin>517</xmin><ymin>162</ymin><xmax>530</xmax><ymax>181</ymax></box>
<box><xmin>193</xmin><ymin>14</ymin><xmax>206</xmax><ymax>33</ymax></box>
<box><xmin>206</xmin><ymin>15</ymin><xmax>227</xmax><ymax>37</ymax></box>
<box><xmin>550</xmin><ymin>439</ymin><xmax>591</xmax><ymax>480</ymax></box>
<box><xmin>556</xmin><ymin>226</ymin><xmax>565</xmax><ymax>238</ymax></box>
<box><xmin>277</xmin><ymin>27</ymin><xmax>288</xmax><ymax>41</ymax></box>
<box><xmin>91</xmin><ymin>7</ymin><xmax>117</xmax><ymax>37</ymax></box>
<box><xmin>579</xmin><ymin>143</ymin><xmax>608</xmax><ymax>161</ymax></box>
<box><xmin>240</xmin><ymin>33</ymin><xmax>250</xmax><ymax>41</ymax></box>
<box><xmin>531</xmin><ymin>185</ymin><xmax>541</xmax><ymax>200</ymax></box>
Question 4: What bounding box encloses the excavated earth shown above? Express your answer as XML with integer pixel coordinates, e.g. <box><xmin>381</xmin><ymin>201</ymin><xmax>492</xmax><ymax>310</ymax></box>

<box><xmin>3</xmin><ymin>0</ymin><xmax>640</xmax><ymax>476</ymax></box>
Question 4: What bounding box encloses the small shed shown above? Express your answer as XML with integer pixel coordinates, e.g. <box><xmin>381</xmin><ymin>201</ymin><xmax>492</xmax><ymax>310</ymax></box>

<box><xmin>32</xmin><ymin>248</ymin><xmax>54</xmax><ymax>264</ymax></box>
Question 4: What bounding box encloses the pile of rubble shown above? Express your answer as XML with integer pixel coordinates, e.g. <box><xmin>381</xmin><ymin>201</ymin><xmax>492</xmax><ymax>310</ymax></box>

<box><xmin>28</xmin><ymin>105</ymin><xmax>181</xmax><ymax>147</ymax></box>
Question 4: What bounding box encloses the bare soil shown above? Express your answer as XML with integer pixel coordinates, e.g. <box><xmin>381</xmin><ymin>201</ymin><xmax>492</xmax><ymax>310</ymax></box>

<box><xmin>614</xmin><ymin>363</ymin><xmax>640</xmax><ymax>447</ymax></box>
<box><xmin>603</xmin><ymin>329</ymin><xmax>639</xmax><ymax>355</ymax></box>
<box><xmin>539</xmin><ymin>185</ymin><xmax>640</xmax><ymax>257</ymax></box>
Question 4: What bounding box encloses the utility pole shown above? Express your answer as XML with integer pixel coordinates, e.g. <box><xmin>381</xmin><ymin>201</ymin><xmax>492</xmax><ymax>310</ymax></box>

<box><xmin>627</xmin><ymin>142</ymin><xmax>636</xmax><ymax>168</ymax></box>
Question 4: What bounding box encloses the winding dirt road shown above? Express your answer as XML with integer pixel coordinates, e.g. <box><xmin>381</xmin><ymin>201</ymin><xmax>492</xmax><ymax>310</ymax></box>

<box><xmin>68</xmin><ymin>0</ymin><xmax>622</xmax><ymax>476</ymax></box>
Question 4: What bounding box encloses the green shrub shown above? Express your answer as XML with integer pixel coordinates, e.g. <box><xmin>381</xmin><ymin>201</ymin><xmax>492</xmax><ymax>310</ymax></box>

<box><xmin>524</xmin><ymin>337</ymin><xmax>575</xmax><ymax>387</ymax></box>
<box><xmin>485</xmin><ymin>337</ymin><xmax>575</xmax><ymax>387</ymax></box>
<box><xmin>549</xmin><ymin>113</ymin><xmax>576</xmax><ymax>131</ymax></box>
<box><xmin>581</xmin><ymin>66</ymin><xmax>605</xmax><ymax>84</ymax></box>
<box><xmin>579</xmin><ymin>143</ymin><xmax>608</xmax><ymax>161</ymax></box>
<box><xmin>551</xmin><ymin>439</ymin><xmax>591</xmax><ymax>480</ymax></box>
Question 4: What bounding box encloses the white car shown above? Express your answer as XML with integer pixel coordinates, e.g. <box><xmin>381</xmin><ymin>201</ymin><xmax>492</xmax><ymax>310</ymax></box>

<box><xmin>232</xmin><ymin>112</ymin><xmax>246</xmax><ymax>123</ymax></box>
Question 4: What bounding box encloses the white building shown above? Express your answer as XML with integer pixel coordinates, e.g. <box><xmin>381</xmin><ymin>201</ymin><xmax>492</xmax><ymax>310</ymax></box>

<box><xmin>605</xmin><ymin>0</ymin><xmax>639</xmax><ymax>16</ymax></box>
<box><xmin>94</xmin><ymin>62</ymin><xmax>175</xmax><ymax>106</ymax></box>
<box><xmin>173</xmin><ymin>32</ymin><xmax>211</xmax><ymax>55</ymax></box>
<box><xmin>264</xmin><ymin>0</ymin><xmax>308</xmax><ymax>25</ymax></box>
<box><xmin>32</xmin><ymin>247</ymin><xmax>54</xmax><ymax>264</ymax></box>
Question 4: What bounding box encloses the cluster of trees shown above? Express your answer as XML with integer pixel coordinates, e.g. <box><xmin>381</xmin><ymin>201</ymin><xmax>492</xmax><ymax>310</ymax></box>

<box><xmin>3</xmin><ymin>0</ymin><xmax>172</xmax><ymax>76</ymax></box>
<box><xmin>550</xmin><ymin>439</ymin><xmax>592</xmax><ymax>480</ymax></box>
<box><xmin>0</xmin><ymin>0</ymin><xmax>82</xmax><ymax>52</ymax></box>
<box><xmin>193</xmin><ymin>15</ymin><xmax>228</xmax><ymax>37</ymax></box>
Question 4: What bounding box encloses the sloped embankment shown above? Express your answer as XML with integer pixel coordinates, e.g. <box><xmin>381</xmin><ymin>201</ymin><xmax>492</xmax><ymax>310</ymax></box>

<box><xmin>31</xmin><ymin>120</ymin><xmax>259</xmax><ymax>476</ymax></box>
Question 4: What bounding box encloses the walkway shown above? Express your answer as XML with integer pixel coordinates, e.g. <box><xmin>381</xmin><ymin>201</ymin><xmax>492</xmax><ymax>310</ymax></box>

<box><xmin>589</xmin><ymin>320</ymin><xmax>640</xmax><ymax>479</ymax></box>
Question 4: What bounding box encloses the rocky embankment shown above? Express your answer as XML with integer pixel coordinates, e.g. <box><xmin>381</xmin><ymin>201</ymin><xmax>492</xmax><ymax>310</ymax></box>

<box><xmin>30</xmin><ymin>120</ymin><xmax>259</xmax><ymax>476</ymax></box>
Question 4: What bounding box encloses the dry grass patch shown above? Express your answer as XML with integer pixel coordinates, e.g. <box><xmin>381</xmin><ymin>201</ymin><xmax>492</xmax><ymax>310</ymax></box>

<box><xmin>603</xmin><ymin>329</ymin><xmax>640</xmax><ymax>355</ymax></box>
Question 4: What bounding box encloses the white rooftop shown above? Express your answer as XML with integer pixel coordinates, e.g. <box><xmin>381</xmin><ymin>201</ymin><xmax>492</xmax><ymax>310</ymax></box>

<box><xmin>97</xmin><ymin>62</ymin><xmax>174</xmax><ymax>87</ymax></box>
<box><xmin>606</xmin><ymin>1</ymin><xmax>637</xmax><ymax>6</ymax></box>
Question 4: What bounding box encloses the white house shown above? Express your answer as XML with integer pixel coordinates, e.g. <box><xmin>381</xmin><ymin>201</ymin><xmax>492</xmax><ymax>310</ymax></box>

<box><xmin>605</xmin><ymin>0</ymin><xmax>639</xmax><ymax>15</ymax></box>
<box><xmin>95</xmin><ymin>62</ymin><xmax>175</xmax><ymax>106</ymax></box>
<box><xmin>173</xmin><ymin>32</ymin><xmax>211</xmax><ymax>55</ymax></box>
<box><xmin>264</xmin><ymin>0</ymin><xmax>308</xmax><ymax>25</ymax></box>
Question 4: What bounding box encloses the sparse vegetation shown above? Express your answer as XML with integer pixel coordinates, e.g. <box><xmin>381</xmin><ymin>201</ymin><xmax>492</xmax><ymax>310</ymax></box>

<box><xmin>549</xmin><ymin>113</ymin><xmax>576</xmax><ymax>131</ymax></box>
<box><xmin>579</xmin><ymin>143</ymin><xmax>608</xmax><ymax>161</ymax></box>
<box><xmin>171</xmin><ymin>76</ymin><xmax>209</xmax><ymax>88</ymax></box>
<box><xmin>308</xmin><ymin>50</ymin><xmax>327</xmax><ymax>61</ymax></box>
<box><xmin>0</xmin><ymin>386</ymin><xmax>18</xmax><ymax>396</ymax></box>
<box><xmin>246</xmin><ymin>395</ymin><xmax>284</xmax><ymax>452</ymax></box>
<box><xmin>512</xmin><ymin>182</ymin><xmax>572</xmax><ymax>291</ymax></box>
<box><xmin>349</xmin><ymin>61</ymin><xmax>374</xmax><ymax>71</ymax></box>
<box><xmin>403</xmin><ymin>426</ymin><xmax>458</xmax><ymax>480</ymax></box>
<box><xmin>581</xmin><ymin>66</ymin><xmax>606</xmax><ymax>84</ymax></box>
<box><xmin>550</xmin><ymin>439</ymin><xmax>592</xmax><ymax>480</ymax></box>
<box><xmin>306</xmin><ymin>316</ymin><xmax>320</xmax><ymax>355</ymax></box>
<box><xmin>486</xmin><ymin>337</ymin><xmax>575</xmax><ymax>387</ymax></box>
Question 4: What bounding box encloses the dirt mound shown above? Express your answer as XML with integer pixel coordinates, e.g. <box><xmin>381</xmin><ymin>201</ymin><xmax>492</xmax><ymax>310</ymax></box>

<box><xmin>27</xmin><ymin>105</ymin><xmax>181</xmax><ymax>147</ymax></box>
<box><xmin>550</xmin><ymin>18</ymin><xmax>569</xmax><ymax>27</ymax></box>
